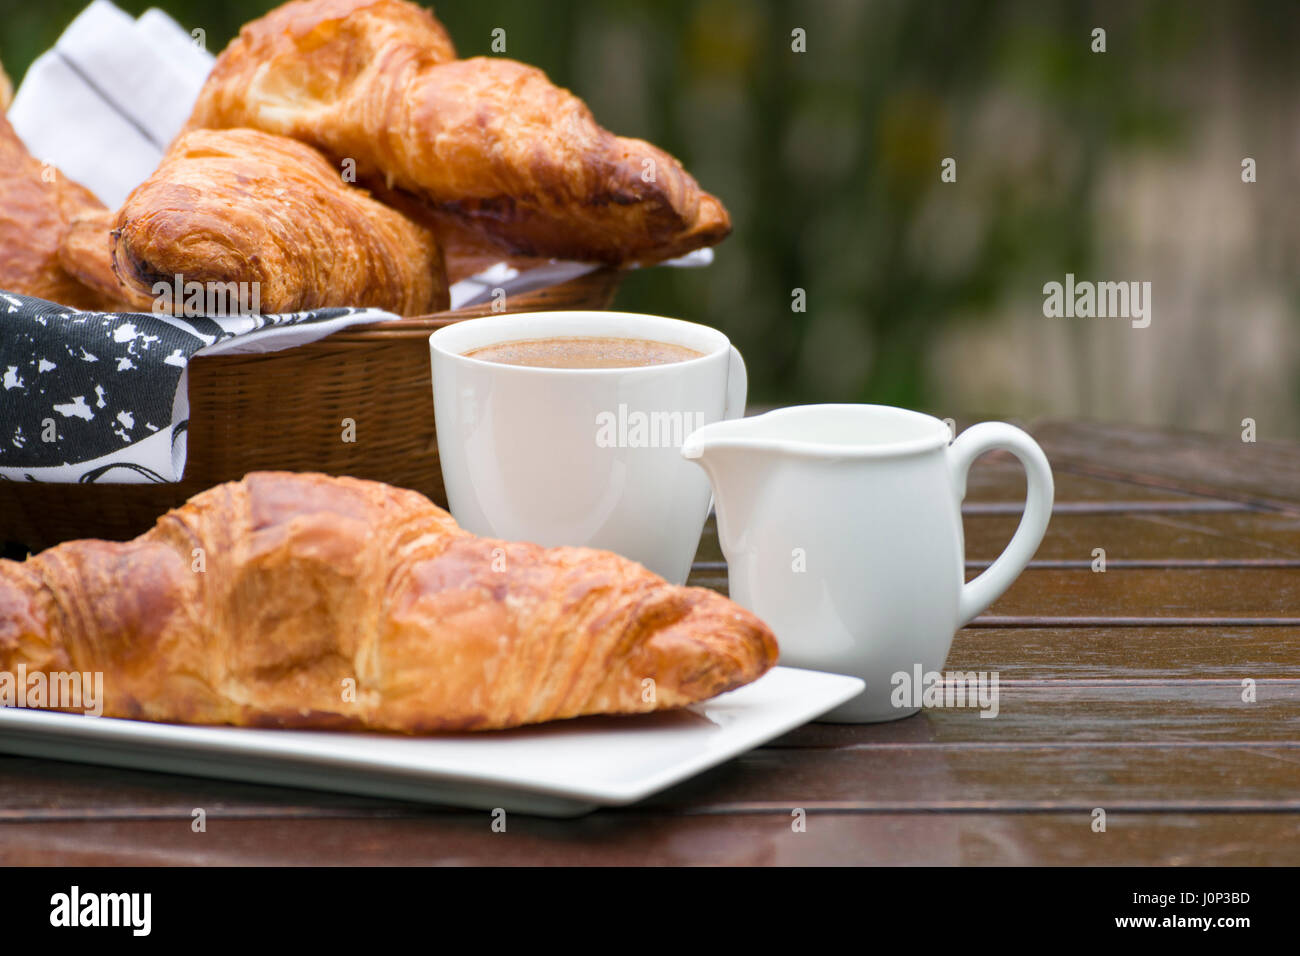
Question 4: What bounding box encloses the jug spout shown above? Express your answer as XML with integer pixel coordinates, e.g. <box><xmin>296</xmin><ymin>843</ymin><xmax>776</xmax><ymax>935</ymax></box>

<box><xmin>680</xmin><ymin>416</ymin><xmax>775</xmax><ymax>487</ymax></box>
<box><xmin>681</xmin><ymin>417</ymin><xmax>775</xmax><ymax>558</ymax></box>
<box><xmin>680</xmin><ymin>416</ymin><xmax>765</xmax><ymax>463</ymax></box>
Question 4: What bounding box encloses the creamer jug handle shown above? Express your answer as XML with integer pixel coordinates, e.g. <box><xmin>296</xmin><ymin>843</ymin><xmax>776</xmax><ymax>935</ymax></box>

<box><xmin>948</xmin><ymin>423</ymin><xmax>1054</xmax><ymax>625</ymax></box>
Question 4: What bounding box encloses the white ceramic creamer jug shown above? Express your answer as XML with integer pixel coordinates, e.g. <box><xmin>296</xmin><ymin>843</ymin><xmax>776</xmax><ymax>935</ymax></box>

<box><xmin>682</xmin><ymin>404</ymin><xmax>1053</xmax><ymax>722</ymax></box>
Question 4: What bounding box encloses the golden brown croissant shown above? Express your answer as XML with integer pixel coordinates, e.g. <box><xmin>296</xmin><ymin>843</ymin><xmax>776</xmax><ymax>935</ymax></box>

<box><xmin>0</xmin><ymin>472</ymin><xmax>777</xmax><ymax>732</ymax></box>
<box><xmin>185</xmin><ymin>0</ymin><xmax>731</xmax><ymax>265</ymax></box>
<box><xmin>57</xmin><ymin>210</ymin><xmax>125</xmax><ymax>305</ymax></box>
<box><xmin>0</xmin><ymin>111</ymin><xmax>122</xmax><ymax>310</ymax></box>
<box><xmin>111</xmin><ymin>127</ymin><xmax>448</xmax><ymax>315</ymax></box>
<box><xmin>362</xmin><ymin>176</ymin><xmax>549</xmax><ymax>283</ymax></box>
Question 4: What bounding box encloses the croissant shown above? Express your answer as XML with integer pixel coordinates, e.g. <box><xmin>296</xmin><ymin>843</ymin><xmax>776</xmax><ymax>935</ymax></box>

<box><xmin>361</xmin><ymin>176</ymin><xmax>549</xmax><ymax>283</ymax></box>
<box><xmin>0</xmin><ymin>111</ymin><xmax>121</xmax><ymax>310</ymax></box>
<box><xmin>0</xmin><ymin>472</ymin><xmax>778</xmax><ymax>732</ymax></box>
<box><xmin>57</xmin><ymin>211</ymin><xmax>124</xmax><ymax>305</ymax></box>
<box><xmin>109</xmin><ymin>127</ymin><xmax>448</xmax><ymax>315</ymax></box>
<box><xmin>185</xmin><ymin>0</ymin><xmax>731</xmax><ymax>265</ymax></box>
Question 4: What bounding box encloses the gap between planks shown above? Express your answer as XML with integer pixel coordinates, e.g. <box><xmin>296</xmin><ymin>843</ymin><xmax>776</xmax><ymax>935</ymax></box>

<box><xmin>970</xmin><ymin>616</ymin><xmax>1300</xmax><ymax>628</ymax></box>
<box><xmin>609</xmin><ymin>801</ymin><xmax>1300</xmax><ymax>814</ymax></box>
<box><xmin>964</xmin><ymin>501</ymin><xmax>1253</xmax><ymax>514</ymax></box>
<box><xmin>870</xmin><ymin>677</ymin><xmax>1300</xmax><ymax>686</ymax></box>
<box><xmin>6</xmin><ymin>797</ymin><xmax>1299</xmax><ymax>824</ymax></box>
<box><xmin>693</xmin><ymin>559</ymin><xmax>1300</xmax><ymax>571</ymax></box>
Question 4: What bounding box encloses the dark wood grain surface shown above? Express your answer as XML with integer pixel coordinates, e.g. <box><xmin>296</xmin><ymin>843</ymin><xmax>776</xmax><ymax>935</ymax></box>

<box><xmin>2</xmin><ymin>419</ymin><xmax>1297</xmax><ymax>865</ymax></box>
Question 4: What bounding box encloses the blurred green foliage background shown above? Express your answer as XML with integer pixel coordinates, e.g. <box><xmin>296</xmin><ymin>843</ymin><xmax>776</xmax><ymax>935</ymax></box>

<box><xmin>3</xmin><ymin>0</ymin><xmax>1298</xmax><ymax>433</ymax></box>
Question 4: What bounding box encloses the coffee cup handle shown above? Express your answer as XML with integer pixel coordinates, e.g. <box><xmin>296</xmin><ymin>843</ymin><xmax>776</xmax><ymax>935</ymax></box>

<box><xmin>948</xmin><ymin>423</ymin><xmax>1054</xmax><ymax>625</ymax></box>
<box><xmin>723</xmin><ymin>345</ymin><xmax>748</xmax><ymax>420</ymax></box>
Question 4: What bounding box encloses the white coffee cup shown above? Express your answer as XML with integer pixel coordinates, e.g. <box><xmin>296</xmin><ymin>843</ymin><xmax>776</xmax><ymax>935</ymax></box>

<box><xmin>429</xmin><ymin>311</ymin><xmax>747</xmax><ymax>584</ymax></box>
<box><xmin>682</xmin><ymin>404</ymin><xmax>1054</xmax><ymax>722</ymax></box>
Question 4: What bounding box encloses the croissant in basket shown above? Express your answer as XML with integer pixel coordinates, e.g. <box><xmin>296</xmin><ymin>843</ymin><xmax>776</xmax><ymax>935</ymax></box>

<box><xmin>184</xmin><ymin>0</ymin><xmax>731</xmax><ymax>266</ymax></box>
<box><xmin>0</xmin><ymin>109</ymin><xmax>121</xmax><ymax>311</ymax></box>
<box><xmin>97</xmin><ymin>127</ymin><xmax>448</xmax><ymax>316</ymax></box>
<box><xmin>0</xmin><ymin>472</ymin><xmax>778</xmax><ymax>732</ymax></box>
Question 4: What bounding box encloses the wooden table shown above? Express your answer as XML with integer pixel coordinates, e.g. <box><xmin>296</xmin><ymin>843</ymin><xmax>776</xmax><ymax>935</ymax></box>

<box><xmin>2</xmin><ymin>420</ymin><xmax>1297</xmax><ymax>865</ymax></box>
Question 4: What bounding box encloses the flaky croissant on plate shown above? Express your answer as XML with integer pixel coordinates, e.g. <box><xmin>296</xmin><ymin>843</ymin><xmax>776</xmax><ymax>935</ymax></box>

<box><xmin>98</xmin><ymin>127</ymin><xmax>448</xmax><ymax>316</ymax></box>
<box><xmin>184</xmin><ymin>0</ymin><xmax>731</xmax><ymax>266</ymax></box>
<box><xmin>0</xmin><ymin>472</ymin><xmax>777</xmax><ymax>732</ymax></box>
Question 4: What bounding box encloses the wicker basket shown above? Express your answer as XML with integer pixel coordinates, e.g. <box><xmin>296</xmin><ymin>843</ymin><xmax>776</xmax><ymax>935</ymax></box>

<box><xmin>1</xmin><ymin>268</ymin><xmax>623</xmax><ymax>553</ymax></box>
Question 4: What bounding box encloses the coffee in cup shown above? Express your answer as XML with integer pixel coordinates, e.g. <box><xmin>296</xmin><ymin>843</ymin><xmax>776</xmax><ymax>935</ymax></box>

<box><xmin>463</xmin><ymin>336</ymin><xmax>704</xmax><ymax>369</ymax></box>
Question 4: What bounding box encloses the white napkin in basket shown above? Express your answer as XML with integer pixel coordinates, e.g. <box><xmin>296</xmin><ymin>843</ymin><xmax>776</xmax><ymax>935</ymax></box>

<box><xmin>8</xmin><ymin>1</ymin><xmax>213</xmax><ymax>209</ymax></box>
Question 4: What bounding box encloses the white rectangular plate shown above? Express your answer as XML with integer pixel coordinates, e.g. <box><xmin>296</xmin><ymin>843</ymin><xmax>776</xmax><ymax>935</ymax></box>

<box><xmin>0</xmin><ymin>667</ymin><xmax>862</xmax><ymax>817</ymax></box>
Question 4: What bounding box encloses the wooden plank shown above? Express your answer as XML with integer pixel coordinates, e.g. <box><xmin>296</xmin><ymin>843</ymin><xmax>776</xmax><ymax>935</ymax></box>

<box><xmin>2</xmin><ymin>811</ymin><xmax>1297</xmax><ymax>865</ymax></box>
<box><xmin>978</xmin><ymin>567</ymin><xmax>1300</xmax><ymax>622</ymax></box>
<box><xmin>767</xmin><ymin>681</ymin><xmax>1300</xmax><ymax>746</ymax></box>
<box><xmin>946</xmin><ymin>626</ymin><xmax>1300</xmax><ymax>679</ymax></box>
<box><xmin>966</xmin><ymin>500</ymin><xmax>1253</xmax><ymax>515</ymax></box>
<box><xmin>965</xmin><ymin>510</ymin><xmax>1300</xmax><ymax>564</ymax></box>
<box><xmin>688</xmin><ymin>566</ymin><xmax>1300</xmax><ymax>619</ymax></box>
<box><xmin>1031</xmin><ymin>420</ymin><xmax>1300</xmax><ymax>513</ymax></box>
<box><xmin>637</xmin><ymin>743</ymin><xmax>1300</xmax><ymax>811</ymax></box>
<box><xmin>0</xmin><ymin>755</ymin><xmax>414</xmax><ymax>819</ymax></box>
<box><xmin>964</xmin><ymin>460</ymin><xmax>1212</xmax><ymax>505</ymax></box>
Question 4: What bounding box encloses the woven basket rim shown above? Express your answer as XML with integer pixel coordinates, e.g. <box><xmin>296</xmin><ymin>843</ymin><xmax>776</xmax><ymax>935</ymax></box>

<box><xmin>326</xmin><ymin>266</ymin><xmax>624</xmax><ymax>341</ymax></box>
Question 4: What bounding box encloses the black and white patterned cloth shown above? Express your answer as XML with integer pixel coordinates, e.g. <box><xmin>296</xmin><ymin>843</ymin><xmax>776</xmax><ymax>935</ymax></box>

<box><xmin>0</xmin><ymin>291</ymin><xmax>396</xmax><ymax>483</ymax></box>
